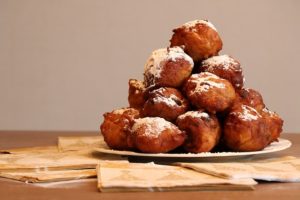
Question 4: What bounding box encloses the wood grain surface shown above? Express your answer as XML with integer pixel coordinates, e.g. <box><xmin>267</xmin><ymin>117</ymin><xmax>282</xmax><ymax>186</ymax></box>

<box><xmin>0</xmin><ymin>131</ymin><xmax>299</xmax><ymax>199</ymax></box>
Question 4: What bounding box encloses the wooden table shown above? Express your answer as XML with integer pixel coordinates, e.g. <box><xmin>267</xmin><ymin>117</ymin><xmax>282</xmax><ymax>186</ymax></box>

<box><xmin>0</xmin><ymin>131</ymin><xmax>299</xmax><ymax>200</ymax></box>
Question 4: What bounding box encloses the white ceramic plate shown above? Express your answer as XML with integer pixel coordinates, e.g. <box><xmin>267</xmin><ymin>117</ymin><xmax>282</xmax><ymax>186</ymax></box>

<box><xmin>94</xmin><ymin>138</ymin><xmax>291</xmax><ymax>158</ymax></box>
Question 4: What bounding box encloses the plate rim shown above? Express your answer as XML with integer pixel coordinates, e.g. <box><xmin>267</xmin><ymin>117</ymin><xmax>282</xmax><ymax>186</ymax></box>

<box><xmin>94</xmin><ymin>138</ymin><xmax>292</xmax><ymax>158</ymax></box>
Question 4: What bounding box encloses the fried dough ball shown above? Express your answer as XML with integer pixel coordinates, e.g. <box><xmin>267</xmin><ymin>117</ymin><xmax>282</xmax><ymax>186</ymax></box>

<box><xmin>142</xmin><ymin>87</ymin><xmax>189</xmax><ymax>121</ymax></box>
<box><xmin>183</xmin><ymin>72</ymin><xmax>236</xmax><ymax>113</ymax></box>
<box><xmin>100</xmin><ymin>108</ymin><xmax>140</xmax><ymax>150</ymax></box>
<box><xmin>130</xmin><ymin>117</ymin><xmax>186</xmax><ymax>153</ymax></box>
<box><xmin>176</xmin><ymin>111</ymin><xmax>221</xmax><ymax>153</ymax></box>
<box><xmin>170</xmin><ymin>20</ymin><xmax>223</xmax><ymax>63</ymax></box>
<box><xmin>201</xmin><ymin>55</ymin><xmax>244</xmax><ymax>89</ymax></box>
<box><xmin>128</xmin><ymin>79</ymin><xmax>146</xmax><ymax>110</ymax></box>
<box><xmin>233</xmin><ymin>88</ymin><xmax>265</xmax><ymax>111</ymax></box>
<box><xmin>223</xmin><ymin>105</ymin><xmax>271</xmax><ymax>151</ymax></box>
<box><xmin>144</xmin><ymin>47</ymin><xmax>193</xmax><ymax>88</ymax></box>
<box><xmin>261</xmin><ymin>108</ymin><xmax>283</xmax><ymax>143</ymax></box>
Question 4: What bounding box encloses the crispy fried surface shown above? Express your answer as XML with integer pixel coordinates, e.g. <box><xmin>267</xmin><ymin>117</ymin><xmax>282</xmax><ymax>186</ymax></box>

<box><xmin>201</xmin><ymin>55</ymin><xmax>244</xmax><ymax>89</ymax></box>
<box><xmin>170</xmin><ymin>21</ymin><xmax>222</xmax><ymax>62</ymax></box>
<box><xmin>131</xmin><ymin>117</ymin><xmax>186</xmax><ymax>153</ymax></box>
<box><xmin>223</xmin><ymin>105</ymin><xmax>271</xmax><ymax>151</ymax></box>
<box><xmin>128</xmin><ymin>79</ymin><xmax>146</xmax><ymax>110</ymax></box>
<box><xmin>100</xmin><ymin>19</ymin><xmax>284</xmax><ymax>154</ymax></box>
<box><xmin>234</xmin><ymin>88</ymin><xmax>265</xmax><ymax>111</ymax></box>
<box><xmin>177</xmin><ymin>111</ymin><xmax>221</xmax><ymax>153</ymax></box>
<box><xmin>144</xmin><ymin>47</ymin><xmax>193</xmax><ymax>88</ymax></box>
<box><xmin>142</xmin><ymin>87</ymin><xmax>189</xmax><ymax>121</ymax></box>
<box><xmin>100</xmin><ymin>108</ymin><xmax>140</xmax><ymax>150</ymax></box>
<box><xmin>157</xmin><ymin>58</ymin><xmax>193</xmax><ymax>88</ymax></box>
<box><xmin>261</xmin><ymin>108</ymin><xmax>284</xmax><ymax>143</ymax></box>
<box><xmin>183</xmin><ymin>72</ymin><xmax>236</xmax><ymax>113</ymax></box>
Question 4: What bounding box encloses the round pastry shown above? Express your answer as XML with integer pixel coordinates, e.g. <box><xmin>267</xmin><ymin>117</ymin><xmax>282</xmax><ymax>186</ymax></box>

<box><xmin>100</xmin><ymin>108</ymin><xmax>140</xmax><ymax>150</ymax></box>
<box><xmin>130</xmin><ymin>117</ymin><xmax>186</xmax><ymax>153</ymax></box>
<box><xmin>142</xmin><ymin>87</ymin><xmax>189</xmax><ymax>121</ymax></box>
<box><xmin>144</xmin><ymin>47</ymin><xmax>193</xmax><ymax>88</ymax></box>
<box><xmin>261</xmin><ymin>107</ymin><xmax>284</xmax><ymax>143</ymax></box>
<box><xmin>183</xmin><ymin>72</ymin><xmax>236</xmax><ymax>113</ymax></box>
<box><xmin>223</xmin><ymin>105</ymin><xmax>271</xmax><ymax>151</ymax></box>
<box><xmin>201</xmin><ymin>55</ymin><xmax>244</xmax><ymax>89</ymax></box>
<box><xmin>170</xmin><ymin>20</ymin><xmax>222</xmax><ymax>63</ymax></box>
<box><xmin>233</xmin><ymin>88</ymin><xmax>265</xmax><ymax>111</ymax></box>
<box><xmin>128</xmin><ymin>79</ymin><xmax>146</xmax><ymax>110</ymax></box>
<box><xmin>176</xmin><ymin>111</ymin><xmax>221</xmax><ymax>153</ymax></box>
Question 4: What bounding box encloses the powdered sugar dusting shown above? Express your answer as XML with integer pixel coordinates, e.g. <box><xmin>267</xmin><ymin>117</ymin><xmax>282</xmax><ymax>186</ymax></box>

<box><xmin>262</xmin><ymin>108</ymin><xmax>277</xmax><ymax>117</ymax></box>
<box><xmin>178</xmin><ymin>111</ymin><xmax>210</xmax><ymax>120</ymax></box>
<box><xmin>170</xmin><ymin>94</ymin><xmax>180</xmax><ymax>103</ymax></box>
<box><xmin>132</xmin><ymin>117</ymin><xmax>173</xmax><ymax>138</ymax></box>
<box><xmin>144</xmin><ymin>47</ymin><xmax>194</xmax><ymax>80</ymax></box>
<box><xmin>151</xmin><ymin>88</ymin><xmax>181</xmax><ymax>107</ymax></box>
<box><xmin>202</xmin><ymin>55</ymin><xmax>241</xmax><ymax>72</ymax></box>
<box><xmin>152</xmin><ymin>96</ymin><xmax>178</xmax><ymax>107</ymax></box>
<box><xmin>190</xmin><ymin>72</ymin><xmax>225</xmax><ymax>93</ymax></box>
<box><xmin>199</xmin><ymin>72</ymin><xmax>220</xmax><ymax>79</ymax></box>
<box><xmin>182</xmin><ymin>20</ymin><xmax>217</xmax><ymax>32</ymax></box>
<box><xmin>235</xmin><ymin>105</ymin><xmax>262</xmax><ymax>121</ymax></box>
<box><xmin>154</xmin><ymin>87</ymin><xmax>166</xmax><ymax>94</ymax></box>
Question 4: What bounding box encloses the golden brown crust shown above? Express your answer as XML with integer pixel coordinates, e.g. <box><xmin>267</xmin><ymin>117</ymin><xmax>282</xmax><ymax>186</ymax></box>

<box><xmin>142</xmin><ymin>87</ymin><xmax>189</xmax><ymax>121</ymax></box>
<box><xmin>223</xmin><ymin>105</ymin><xmax>271</xmax><ymax>151</ymax></box>
<box><xmin>128</xmin><ymin>79</ymin><xmax>146</xmax><ymax>110</ymax></box>
<box><xmin>176</xmin><ymin>111</ymin><xmax>221</xmax><ymax>153</ymax></box>
<box><xmin>170</xmin><ymin>20</ymin><xmax>222</xmax><ymax>62</ymax></box>
<box><xmin>130</xmin><ymin>117</ymin><xmax>186</xmax><ymax>153</ymax></box>
<box><xmin>261</xmin><ymin>108</ymin><xmax>283</xmax><ymax>143</ymax></box>
<box><xmin>100</xmin><ymin>19</ymin><xmax>284</xmax><ymax>154</ymax></box>
<box><xmin>144</xmin><ymin>47</ymin><xmax>193</xmax><ymax>88</ymax></box>
<box><xmin>233</xmin><ymin>88</ymin><xmax>265</xmax><ymax>111</ymax></box>
<box><xmin>100</xmin><ymin>108</ymin><xmax>140</xmax><ymax>150</ymax></box>
<box><xmin>183</xmin><ymin>72</ymin><xmax>236</xmax><ymax>113</ymax></box>
<box><xmin>201</xmin><ymin>55</ymin><xmax>244</xmax><ymax>89</ymax></box>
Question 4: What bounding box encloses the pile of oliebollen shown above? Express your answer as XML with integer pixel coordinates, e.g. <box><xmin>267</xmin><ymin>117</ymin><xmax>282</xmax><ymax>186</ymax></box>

<box><xmin>100</xmin><ymin>20</ymin><xmax>283</xmax><ymax>154</ymax></box>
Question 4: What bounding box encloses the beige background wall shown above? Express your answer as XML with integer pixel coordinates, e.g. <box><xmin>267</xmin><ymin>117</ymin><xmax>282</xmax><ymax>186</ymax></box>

<box><xmin>0</xmin><ymin>0</ymin><xmax>299</xmax><ymax>132</ymax></box>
